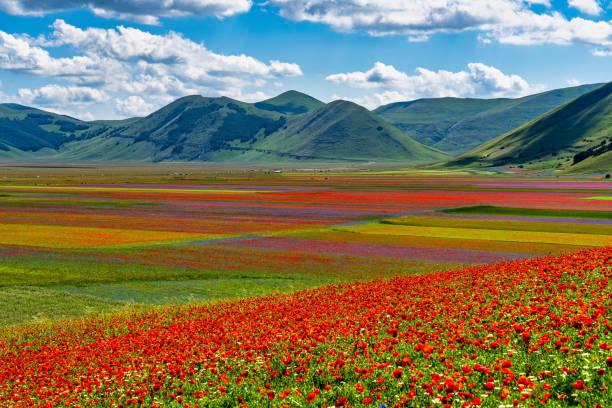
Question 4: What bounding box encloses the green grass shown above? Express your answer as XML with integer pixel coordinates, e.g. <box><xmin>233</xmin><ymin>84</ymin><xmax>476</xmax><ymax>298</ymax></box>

<box><xmin>0</xmin><ymin>258</ymin><xmax>283</xmax><ymax>287</ymax></box>
<box><xmin>0</xmin><ymin>248</ymin><xmax>450</xmax><ymax>327</ymax></box>
<box><xmin>0</xmin><ymin>286</ymin><xmax>136</xmax><ymax>327</ymax></box>
<box><xmin>0</xmin><ymin>276</ymin><xmax>336</xmax><ymax>327</ymax></box>
<box><xmin>55</xmin><ymin>277</ymin><xmax>330</xmax><ymax>304</ymax></box>
<box><xmin>440</xmin><ymin>205</ymin><xmax>612</xmax><ymax>219</ymax></box>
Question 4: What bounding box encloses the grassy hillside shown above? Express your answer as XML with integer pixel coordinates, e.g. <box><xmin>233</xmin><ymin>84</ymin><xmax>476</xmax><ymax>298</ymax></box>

<box><xmin>0</xmin><ymin>93</ymin><xmax>445</xmax><ymax>163</ymax></box>
<box><xmin>104</xmin><ymin>95</ymin><xmax>287</xmax><ymax>161</ymax></box>
<box><xmin>447</xmin><ymin>82</ymin><xmax>612</xmax><ymax>172</ymax></box>
<box><xmin>375</xmin><ymin>84</ymin><xmax>601</xmax><ymax>154</ymax></box>
<box><xmin>252</xmin><ymin>100</ymin><xmax>448</xmax><ymax>162</ymax></box>
<box><xmin>0</xmin><ymin>104</ymin><xmax>113</xmax><ymax>152</ymax></box>
<box><xmin>255</xmin><ymin>90</ymin><xmax>325</xmax><ymax>115</ymax></box>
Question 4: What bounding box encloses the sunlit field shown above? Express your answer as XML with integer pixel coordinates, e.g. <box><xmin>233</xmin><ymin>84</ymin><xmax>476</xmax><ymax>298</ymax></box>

<box><xmin>1</xmin><ymin>167</ymin><xmax>611</xmax><ymax>327</ymax></box>
<box><xmin>0</xmin><ymin>166</ymin><xmax>611</xmax><ymax>407</ymax></box>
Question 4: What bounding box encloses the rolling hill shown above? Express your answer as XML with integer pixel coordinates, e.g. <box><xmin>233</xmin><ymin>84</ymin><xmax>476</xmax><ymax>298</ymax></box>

<box><xmin>0</xmin><ymin>93</ymin><xmax>448</xmax><ymax>163</ymax></box>
<box><xmin>446</xmin><ymin>82</ymin><xmax>612</xmax><ymax>172</ymax></box>
<box><xmin>374</xmin><ymin>84</ymin><xmax>602</xmax><ymax>155</ymax></box>
<box><xmin>252</xmin><ymin>100</ymin><xmax>446</xmax><ymax>161</ymax></box>
<box><xmin>0</xmin><ymin>104</ymin><xmax>110</xmax><ymax>156</ymax></box>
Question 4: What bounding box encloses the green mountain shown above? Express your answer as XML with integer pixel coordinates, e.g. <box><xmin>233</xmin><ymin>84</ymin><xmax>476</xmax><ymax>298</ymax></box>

<box><xmin>0</xmin><ymin>93</ymin><xmax>447</xmax><ymax>163</ymax></box>
<box><xmin>447</xmin><ymin>82</ymin><xmax>612</xmax><ymax>172</ymax></box>
<box><xmin>374</xmin><ymin>84</ymin><xmax>602</xmax><ymax>155</ymax></box>
<box><xmin>255</xmin><ymin>90</ymin><xmax>325</xmax><ymax>115</ymax></box>
<box><xmin>253</xmin><ymin>100</ymin><xmax>447</xmax><ymax>161</ymax></box>
<box><xmin>0</xmin><ymin>104</ymin><xmax>99</xmax><ymax>153</ymax></box>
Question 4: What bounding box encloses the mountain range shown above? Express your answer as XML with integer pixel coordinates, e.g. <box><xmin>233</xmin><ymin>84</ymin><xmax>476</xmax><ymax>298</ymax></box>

<box><xmin>0</xmin><ymin>92</ymin><xmax>448</xmax><ymax>163</ymax></box>
<box><xmin>374</xmin><ymin>84</ymin><xmax>602</xmax><ymax>155</ymax></box>
<box><xmin>0</xmin><ymin>83</ymin><xmax>610</xmax><ymax>172</ymax></box>
<box><xmin>448</xmin><ymin>82</ymin><xmax>612</xmax><ymax>173</ymax></box>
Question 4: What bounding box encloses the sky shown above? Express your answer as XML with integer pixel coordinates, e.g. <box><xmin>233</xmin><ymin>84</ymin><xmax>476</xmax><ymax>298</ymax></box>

<box><xmin>0</xmin><ymin>0</ymin><xmax>611</xmax><ymax>120</ymax></box>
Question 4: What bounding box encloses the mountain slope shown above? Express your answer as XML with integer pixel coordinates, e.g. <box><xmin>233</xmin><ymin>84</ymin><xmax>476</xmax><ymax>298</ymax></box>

<box><xmin>252</xmin><ymin>100</ymin><xmax>448</xmax><ymax>161</ymax></box>
<box><xmin>374</xmin><ymin>84</ymin><xmax>602</xmax><ymax>154</ymax></box>
<box><xmin>101</xmin><ymin>95</ymin><xmax>288</xmax><ymax>161</ymax></box>
<box><xmin>255</xmin><ymin>90</ymin><xmax>325</xmax><ymax>115</ymax></box>
<box><xmin>446</xmin><ymin>82</ymin><xmax>612</xmax><ymax>171</ymax></box>
<box><xmin>0</xmin><ymin>93</ymin><xmax>446</xmax><ymax>163</ymax></box>
<box><xmin>0</xmin><ymin>104</ymin><xmax>112</xmax><ymax>154</ymax></box>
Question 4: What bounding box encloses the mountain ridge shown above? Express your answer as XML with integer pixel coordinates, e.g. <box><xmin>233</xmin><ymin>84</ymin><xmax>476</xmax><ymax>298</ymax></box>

<box><xmin>444</xmin><ymin>82</ymin><xmax>612</xmax><ymax>172</ymax></box>
<box><xmin>1</xmin><ymin>83</ymin><xmax>610</xmax><ymax>171</ymax></box>
<box><xmin>0</xmin><ymin>92</ymin><xmax>448</xmax><ymax>163</ymax></box>
<box><xmin>374</xmin><ymin>84</ymin><xmax>603</xmax><ymax>154</ymax></box>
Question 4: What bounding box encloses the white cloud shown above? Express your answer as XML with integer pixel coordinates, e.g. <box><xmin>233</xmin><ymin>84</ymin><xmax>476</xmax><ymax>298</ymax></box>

<box><xmin>568</xmin><ymin>0</ymin><xmax>602</xmax><ymax>15</ymax></box>
<box><xmin>327</xmin><ymin>62</ymin><xmax>541</xmax><ymax>108</ymax></box>
<box><xmin>0</xmin><ymin>0</ymin><xmax>252</xmax><ymax>25</ymax></box>
<box><xmin>268</xmin><ymin>0</ymin><xmax>612</xmax><ymax>55</ymax></box>
<box><xmin>115</xmin><ymin>95</ymin><xmax>155</xmax><ymax>117</ymax></box>
<box><xmin>18</xmin><ymin>84</ymin><xmax>109</xmax><ymax>107</ymax></box>
<box><xmin>44</xmin><ymin>20</ymin><xmax>302</xmax><ymax>87</ymax></box>
<box><xmin>566</xmin><ymin>78</ymin><xmax>583</xmax><ymax>86</ymax></box>
<box><xmin>0</xmin><ymin>20</ymin><xmax>302</xmax><ymax>118</ymax></box>
<box><xmin>0</xmin><ymin>30</ymin><xmax>109</xmax><ymax>82</ymax></box>
<box><xmin>269</xmin><ymin>60</ymin><xmax>303</xmax><ymax>77</ymax></box>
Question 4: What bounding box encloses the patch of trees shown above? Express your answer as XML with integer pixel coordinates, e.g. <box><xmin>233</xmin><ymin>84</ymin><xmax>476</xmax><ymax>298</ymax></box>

<box><xmin>208</xmin><ymin>113</ymin><xmax>286</xmax><ymax>150</ymax></box>
<box><xmin>55</xmin><ymin>120</ymin><xmax>89</xmax><ymax>133</ymax></box>
<box><xmin>0</xmin><ymin>118</ymin><xmax>67</xmax><ymax>150</ymax></box>
<box><xmin>573</xmin><ymin>136</ymin><xmax>612</xmax><ymax>164</ymax></box>
<box><xmin>26</xmin><ymin>113</ymin><xmax>54</xmax><ymax>125</ymax></box>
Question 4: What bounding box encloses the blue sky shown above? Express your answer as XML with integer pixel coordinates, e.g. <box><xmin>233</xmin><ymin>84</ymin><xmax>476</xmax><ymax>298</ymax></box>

<box><xmin>0</xmin><ymin>0</ymin><xmax>610</xmax><ymax>119</ymax></box>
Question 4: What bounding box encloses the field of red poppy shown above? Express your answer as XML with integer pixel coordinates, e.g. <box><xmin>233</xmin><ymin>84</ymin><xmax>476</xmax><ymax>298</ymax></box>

<box><xmin>1</xmin><ymin>246</ymin><xmax>611</xmax><ymax>408</ymax></box>
<box><xmin>0</xmin><ymin>166</ymin><xmax>611</xmax><ymax>406</ymax></box>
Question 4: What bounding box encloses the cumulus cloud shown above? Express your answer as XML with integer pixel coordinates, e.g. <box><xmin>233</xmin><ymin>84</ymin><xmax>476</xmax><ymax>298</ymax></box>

<box><xmin>566</xmin><ymin>78</ymin><xmax>583</xmax><ymax>86</ymax></box>
<box><xmin>268</xmin><ymin>0</ymin><xmax>612</xmax><ymax>55</ymax></box>
<box><xmin>115</xmin><ymin>95</ymin><xmax>155</xmax><ymax>117</ymax></box>
<box><xmin>18</xmin><ymin>84</ymin><xmax>109</xmax><ymax>107</ymax></box>
<box><xmin>0</xmin><ymin>20</ymin><xmax>302</xmax><ymax>118</ymax></box>
<box><xmin>568</xmin><ymin>0</ymin><xmax>602</xmax><ymax>15</ymax></box>
<box><xmin>327</xmin><ymin>62</ymin><xmax>541</xmax><ymax>108</ymax></box>
<box><xmin>0</xmin><ymin>30</ymin><xmax>109</xmax><ymax>82</ymax></box>
<box><xmin>0</xmin><ymin>0</ymin><xmax>252</xmax><ymax>25</ymax></box>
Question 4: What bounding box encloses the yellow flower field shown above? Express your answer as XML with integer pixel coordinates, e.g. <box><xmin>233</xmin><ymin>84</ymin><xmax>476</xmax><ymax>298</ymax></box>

<box><xmin>0</xmin><ymin>223</ymin><xmax>221</xmax><ymax>248</ymax></box>
<box><xmin>340</xmin><ymin>223</ymin><xmax>612</xmax><ymax>246</ymax></box>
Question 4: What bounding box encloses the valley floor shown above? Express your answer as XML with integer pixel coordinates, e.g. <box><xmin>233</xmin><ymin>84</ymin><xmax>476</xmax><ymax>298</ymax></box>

<box><xmin>0</xmin><ymin>165</ymin><xmax>611</xmax><ymax>327</ymax></box>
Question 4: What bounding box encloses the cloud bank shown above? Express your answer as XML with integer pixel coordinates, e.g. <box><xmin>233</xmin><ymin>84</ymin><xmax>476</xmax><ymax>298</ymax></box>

<box><xmin>0</xmin><ymin>0</ymin><xmax>252</xmax><ymax>25</ymax></box>
<box><xmin>0</xmin><ymin>20</ymin><xmax>302</xmax><ymax>117</ymax></box>
<box><xmin>327</xmin><ymin>62</ymin><xmax>542</xmax><ymax>108</ymax></box>
<box><xmin>268</xmin><ymin>0</ymin><xmax>612</xmax><ymax>55</ymax></box>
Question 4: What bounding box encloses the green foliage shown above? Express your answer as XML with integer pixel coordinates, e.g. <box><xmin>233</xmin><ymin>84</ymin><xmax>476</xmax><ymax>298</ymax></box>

<box><xmin>209</xmin><ymin>111</ymin><xmax>286</xmax><ymax>149</ymax></box>
<box><xmin>573</xmin><ymin>136</ymin><xmax>612</xmax><ymax>164</ymax></box>
<box><xmin>55</xmin><ymin>119</ymin><xmax>89</xmax><ymax>133</ymax></box>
